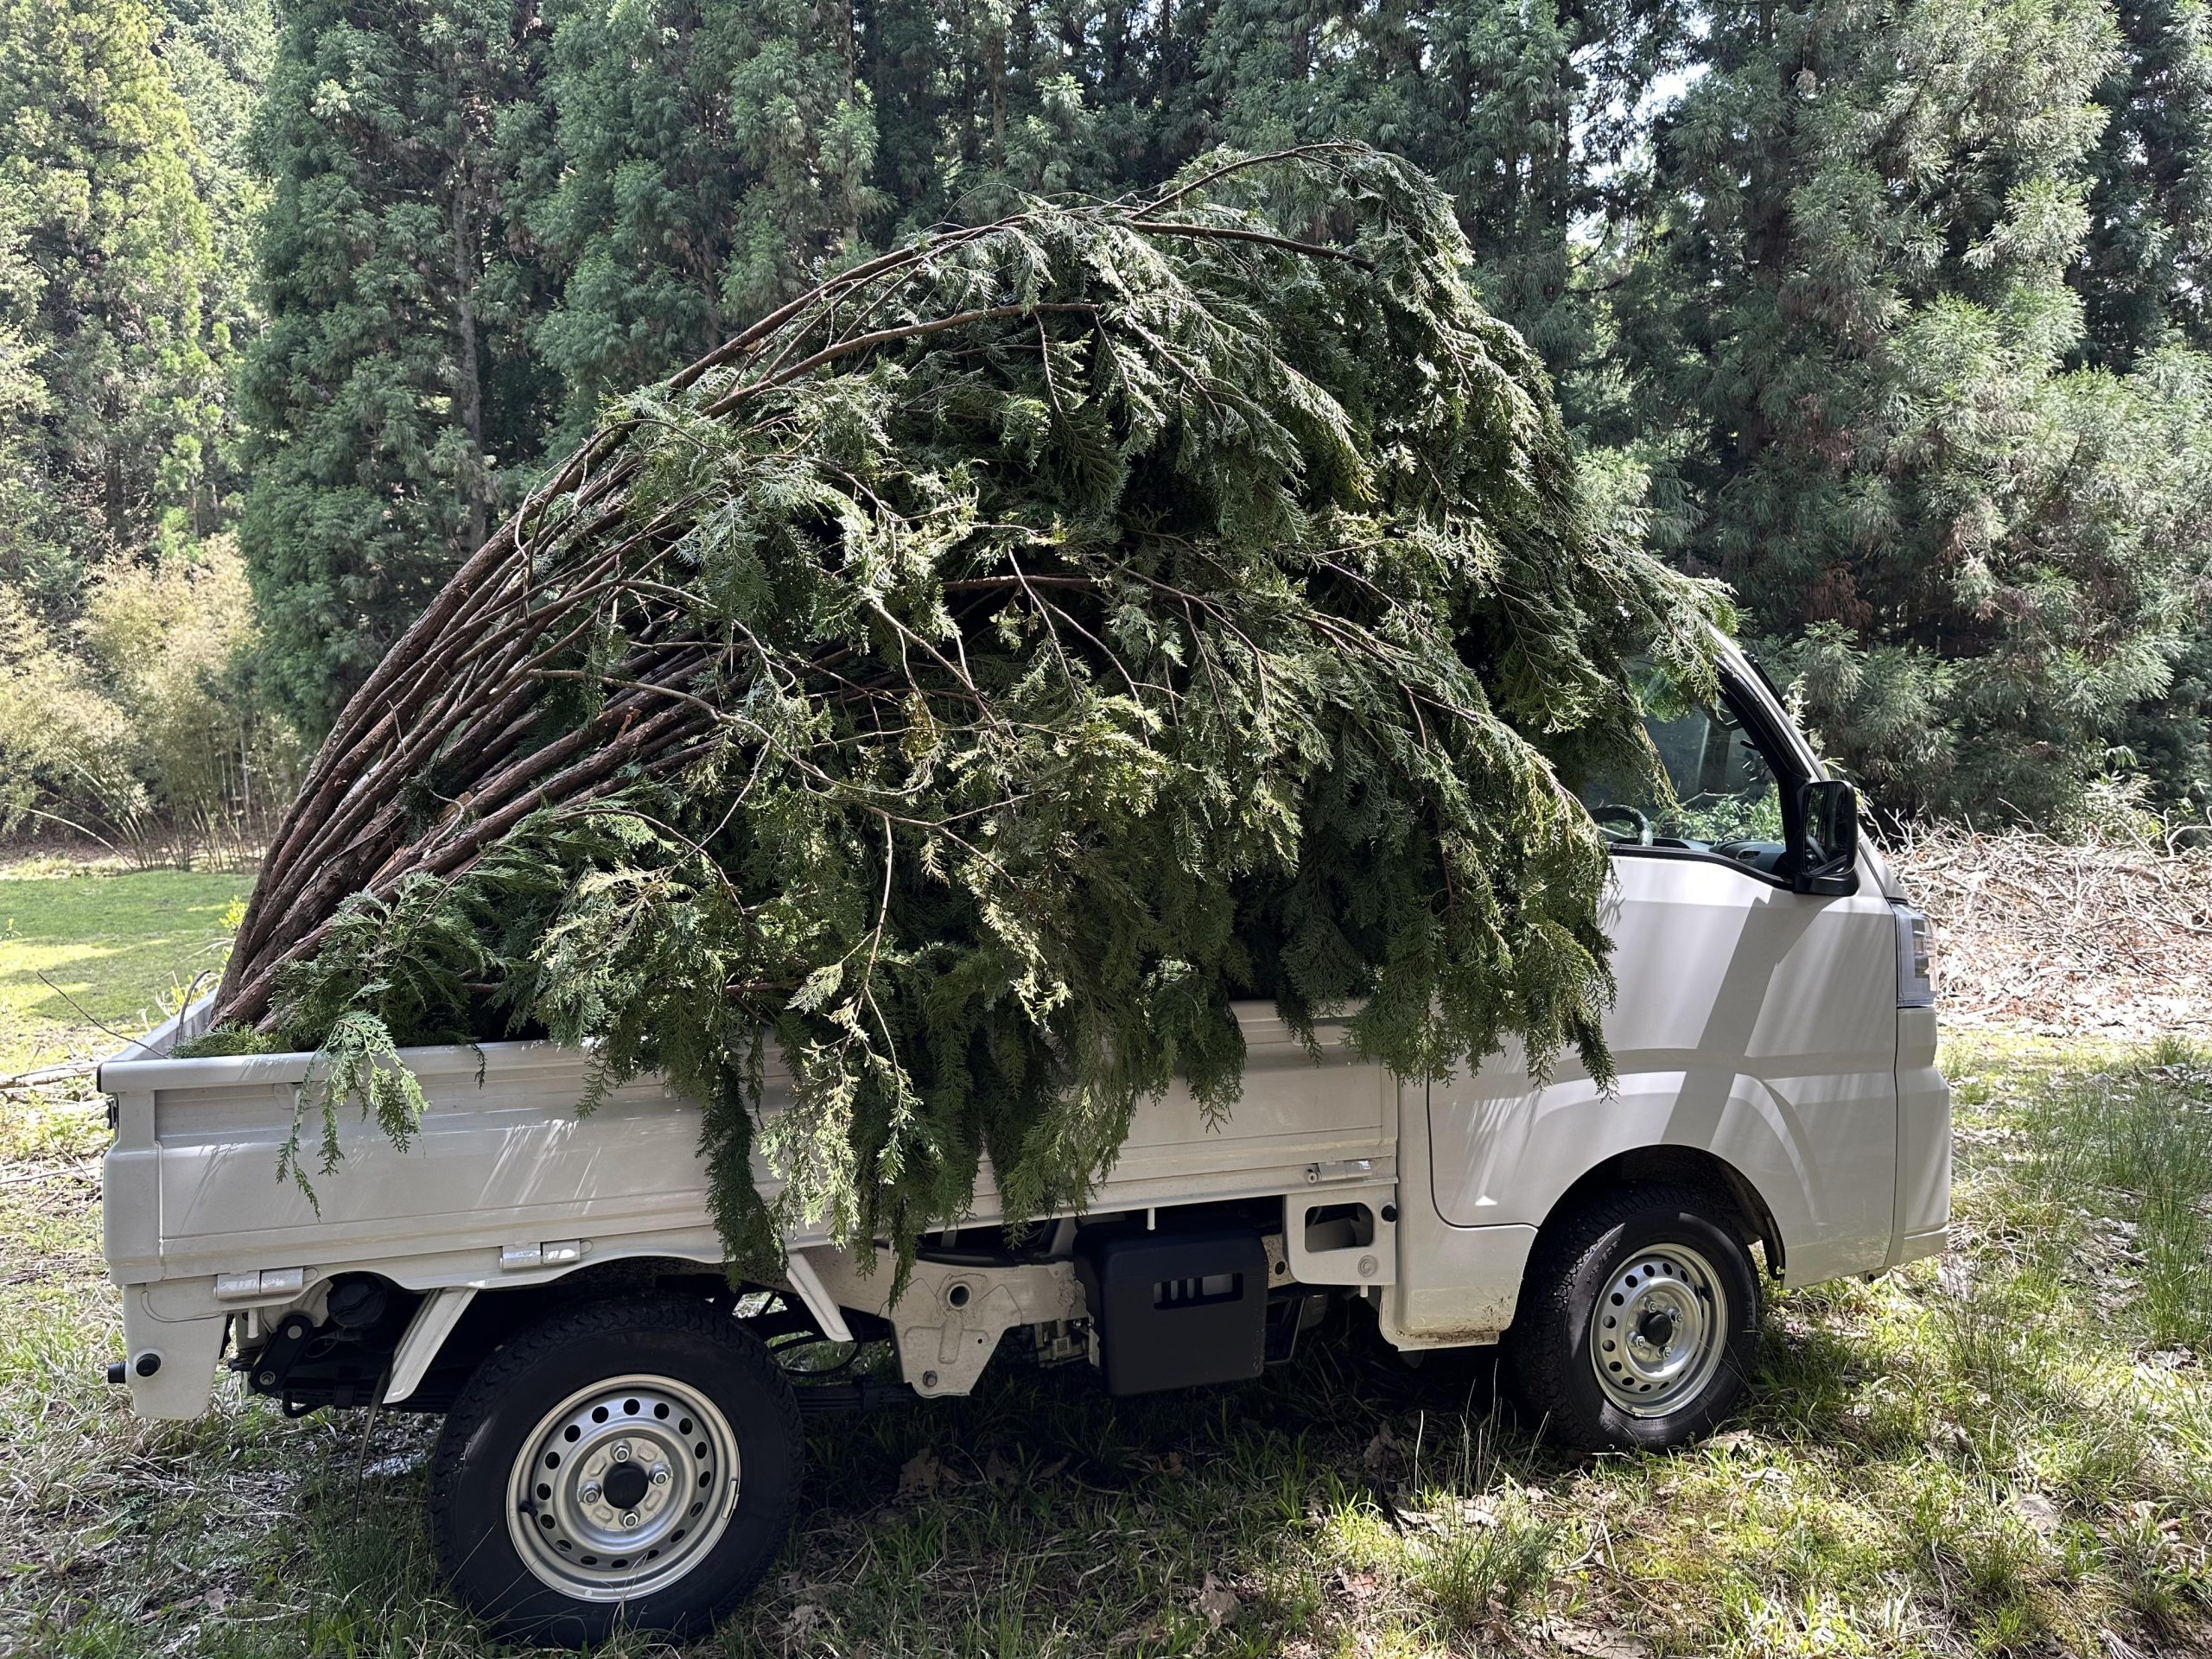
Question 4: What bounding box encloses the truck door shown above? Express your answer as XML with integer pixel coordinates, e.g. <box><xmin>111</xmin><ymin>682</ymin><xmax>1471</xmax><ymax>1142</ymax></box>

<box><xmin>1426</xmin><ymin>660</ymin><xmax>1899</xmax><ymax>1287</ymax></box>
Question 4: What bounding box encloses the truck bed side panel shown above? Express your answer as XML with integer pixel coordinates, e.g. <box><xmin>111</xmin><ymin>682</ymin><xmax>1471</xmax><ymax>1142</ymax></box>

<box><xmin>104</xmin><ymin>1006</ymin><xmax>1392</xmax><ymax>1294</ymax></box>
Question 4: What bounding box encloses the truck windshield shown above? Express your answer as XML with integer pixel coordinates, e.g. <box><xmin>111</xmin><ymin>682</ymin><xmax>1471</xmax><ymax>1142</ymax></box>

<box><xmin>1572</xmin><ymin>664</ymin><xmax>1789</xmax><ymax>872</ymax></box>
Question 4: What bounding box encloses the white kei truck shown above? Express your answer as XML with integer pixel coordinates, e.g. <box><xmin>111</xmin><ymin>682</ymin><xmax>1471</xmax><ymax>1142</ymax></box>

<box><xmin>98</xmin><ymin>644</ymin><xmax>1950</xmax><ymax>1643</ymax></box>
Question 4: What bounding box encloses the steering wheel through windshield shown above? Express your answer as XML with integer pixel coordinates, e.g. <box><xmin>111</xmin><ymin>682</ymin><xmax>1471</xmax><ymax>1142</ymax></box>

<box><xmin>1590</xmin><ymin>804</ymin><xmax>1654</xmax><ymax>846</ymax></box>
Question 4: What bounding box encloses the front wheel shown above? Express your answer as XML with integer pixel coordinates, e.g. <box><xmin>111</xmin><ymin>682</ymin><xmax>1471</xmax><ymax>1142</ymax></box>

<box><xmin>1504</xmin><ymin>1185</ymin><xmax>1761</xmax><ymax>1452</ymax></box>
<box><xmin>429</xmin><ymin>1294</ymin><xmax>803</xmax><ymax>1643</ymax></box>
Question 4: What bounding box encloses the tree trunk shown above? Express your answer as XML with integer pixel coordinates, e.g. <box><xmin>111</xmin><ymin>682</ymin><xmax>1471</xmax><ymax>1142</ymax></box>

<box><xmin>454</xmin><ymin>171</ymin><xmax>488</xmax><ymax>553</ymax></box>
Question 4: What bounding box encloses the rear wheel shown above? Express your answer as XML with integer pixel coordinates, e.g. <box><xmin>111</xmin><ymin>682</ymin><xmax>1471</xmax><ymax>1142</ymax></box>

<box><xmin>1505</xmin><ymin>1184</ymin><xmax>1760</xmax><ymax>1452</ymax></box>
<box><xmin>430</xmin><ymin>1294</ymin><xmax>802</xmax><ymax>1643</ymax></box>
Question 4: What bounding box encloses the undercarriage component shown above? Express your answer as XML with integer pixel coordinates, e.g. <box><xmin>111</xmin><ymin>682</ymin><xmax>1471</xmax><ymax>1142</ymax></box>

<box><xmin>1076</xmin><ymin>1222</ymin><xmax>1267</xmax><ymax>1395</ymax></box>
<box><xmin>236</xmin><ymin>1275</ymin><xmax>417</xmax><ymax>1414</ymax></box>
<box><xmin>799</xmin><ymin>1248</ymin><xmax>1086</xmax><ymax>1398</ymax></box>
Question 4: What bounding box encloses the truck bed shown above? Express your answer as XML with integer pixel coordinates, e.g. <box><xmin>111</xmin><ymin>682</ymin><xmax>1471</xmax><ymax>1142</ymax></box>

<box><xmin>100</xmin><ymin>1001</ymin><xmax>1396</xmax><ymax>1413</ymax></box>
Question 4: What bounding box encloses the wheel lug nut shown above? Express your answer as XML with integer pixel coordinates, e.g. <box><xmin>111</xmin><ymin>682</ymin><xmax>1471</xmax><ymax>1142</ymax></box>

<box><xmin>610</xmin><ymin>1442</ymin><xmax>631</xmax><ymax>1462</ymax></box>
<box><xmin>651</xmin><ymin>1465</ymin><xmax>671</xmax><ymax>1486</ymax></box>
<box><xmin>621</xmin><ymin>1510</ymin><xmax>640</xmax><ymax>1528</ymax></box>
<box><xmin>581</xmin><ymin>1483</ymin><xmax>601</xmax><ymax>1503</ymax></box>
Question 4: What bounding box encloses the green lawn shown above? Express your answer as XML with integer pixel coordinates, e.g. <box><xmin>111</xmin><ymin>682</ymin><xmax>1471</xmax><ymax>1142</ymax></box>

<box><xmin>0</xmin><ymin>864</ymin><xmax>248</xmax><ymax>1072</ymax></box>
<box><xmin>0</xmin><ymin>872</ymin><xmax>2206</xmax><ymax>1657</ymax></box>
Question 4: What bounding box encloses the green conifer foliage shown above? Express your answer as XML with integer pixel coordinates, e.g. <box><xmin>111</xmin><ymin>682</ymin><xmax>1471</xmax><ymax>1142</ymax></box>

<box><xmin>1618</xmin><ymin>0</ymin><xmax>2212</xmax><ymax>820</ymax></box>
<box><xmin>2075</xmin><ymin>0</ymin><xmax>2212</xmax><ymax>368</ymax></box>
<box><xmin>156</xmin><ymin>0</ymin><xmax>277</xmax><ymax>540</ymax></box>
<box><xmin>520</xmin><ymin>0</ymin><xmax>880</xmax><ymax>450</ymax></box>
<box><xmin>859</xmin><ymin>0</ymin><xmax>1186</xmax><ymax>232</ymax></box>
<box><xmin>1197</xmin><ymin>0</ymin><xmax>1674</xmax><ymax>390</ymax></box>
<box><xmin>237</xmin><ymin>0</ymin><xmax>556</xmax><ymax>735</ymax></box>
<box><xmin>210</xmin><ymin>149</ymin><xmax>1726</xmax><ymax>1275</ymax></box>
<box><xmin>0</xmin><ymin>0</ymin><xmax>227</xmax><ymax>614</ymax></box>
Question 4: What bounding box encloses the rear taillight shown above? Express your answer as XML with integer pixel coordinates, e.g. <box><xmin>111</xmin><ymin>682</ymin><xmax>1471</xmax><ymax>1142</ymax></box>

<box><xmin>1894</xmin><ymin>904</ymin><xmax>1934</xmax><ymax>1007</ymax></box>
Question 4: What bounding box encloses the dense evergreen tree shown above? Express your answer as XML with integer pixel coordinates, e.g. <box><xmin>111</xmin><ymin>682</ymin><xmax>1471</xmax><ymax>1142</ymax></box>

<box><xmin>2074</xmin><ymin>0</ymin><xmax>2212</xmax><ymax>367</ymax></box>
<box><xmin>0</xmin><ymin>0</ymin><xmax>229</xmax><ymax>615</ymax></box>
<box><xmin>159</xmin><ymin>0</ymin><xmax>280</xmax><ymax>483</ymax></box>
<box><xmin>1615</xmin><ymin>0</ymin><xmax>2212</xmax><ymax>819</ymax></box>
<box><xmin>857</xmin><ymin>0</ymin><xmax>1196</xmax><ymax>232</ymax></box>
<box><xmin>518</xmin><ymin>0</ymin><xmax>878</xmax><ymax>448</ymax></box>
<box><xmin>0</xmin><ymin>0</ymin><xmax>296</xmax><ymax>851</ymax></box>
<box><xmin>238</xmin><ymin>0</ymin><xmax>556</xmax><ymax>733</ymax></box>
<box><xmin>1199</xmin><ymin>0</ymin><xmax>1678</xmax><ymax>391</ymax></box>
<box><xmin>0</xmin><ymin>194</ymin><xmax>44</xmax><ymax>592</ymax></box>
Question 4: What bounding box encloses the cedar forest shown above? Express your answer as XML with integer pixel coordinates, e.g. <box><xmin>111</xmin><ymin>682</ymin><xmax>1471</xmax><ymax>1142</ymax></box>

<box><xmin>4</xmin><ymin>0</ymin><xmax>2212</xmax><ymax>838</ymax></box>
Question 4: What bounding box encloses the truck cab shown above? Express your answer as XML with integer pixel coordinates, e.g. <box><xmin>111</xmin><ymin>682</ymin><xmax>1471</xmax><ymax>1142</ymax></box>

<box><xmin>98</xmin><ymin>641</ymin><xmax>1948</xmax><ymax>1643</ymax></box>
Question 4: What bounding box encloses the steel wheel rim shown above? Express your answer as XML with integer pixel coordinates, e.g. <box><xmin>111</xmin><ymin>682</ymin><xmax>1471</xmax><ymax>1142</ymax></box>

<box><xmin>1590</xmin><ymin>1242</ymin><xmax>1728</xmax><ymax>1416</ymax></box>
<box><xmin>505</xmin><ymin>1373</ymin><xmax>741</xmax><ymax>1601</ymax></box>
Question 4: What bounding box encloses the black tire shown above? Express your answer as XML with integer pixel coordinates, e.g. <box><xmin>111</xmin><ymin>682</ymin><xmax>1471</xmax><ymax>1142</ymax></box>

<box><xmin>1503</xmin><ymin>1184</ymin><xmax>1760</xmax><ymax>1453</ymax></box>
<box><xmin>430</xmin><ymin>1293</ymin><xmax>802</xmax><ymax>1644</ymax></box>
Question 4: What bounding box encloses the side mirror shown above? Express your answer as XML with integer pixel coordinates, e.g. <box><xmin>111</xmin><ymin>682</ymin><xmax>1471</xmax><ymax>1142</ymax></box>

<box><xmin>1794</xmin><ymin>779</ymin><xmax>1859</xmax><ymax>895</ymax></box>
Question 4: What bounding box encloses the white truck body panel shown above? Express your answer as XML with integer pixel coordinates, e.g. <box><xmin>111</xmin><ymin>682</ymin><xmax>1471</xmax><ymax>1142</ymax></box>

<box><xmin>1427</xmin><ymin>852</ymin><xmax>1901</xmax><ymax>1287</ymax></box>
<box><xmin>99</xmin><ymin>651</ymin><xmax>1952</xmax><ymax>1423</ymax></box>
<box><xmin>102</xmin><ymin>1003</ymin><xmax>1401</xmax><ymax>1415</ymax></box>
<box><xmin>106</xmin><ymin>1005</ymin><xmax>1393</xmax><ymax>1282</ymax></box>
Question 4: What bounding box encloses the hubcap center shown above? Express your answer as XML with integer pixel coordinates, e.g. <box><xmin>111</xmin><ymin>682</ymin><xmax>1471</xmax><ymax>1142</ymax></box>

<box><xmin>1635</xmin><ymin>1306</ymin><xmax>1676</xmax><ymax>1350</ymax></box>
<box><xmin>601</xmin><ymin>1461</ymin><xmax>651</xmax><ymax>1512</ymax></box>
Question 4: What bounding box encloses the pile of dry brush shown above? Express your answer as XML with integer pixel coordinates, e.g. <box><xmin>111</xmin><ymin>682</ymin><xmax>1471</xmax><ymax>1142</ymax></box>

<box><xmin>1890</xmin><ymin>819</ymin><xmax>2212</xmax><ymax>1039</ymax></box>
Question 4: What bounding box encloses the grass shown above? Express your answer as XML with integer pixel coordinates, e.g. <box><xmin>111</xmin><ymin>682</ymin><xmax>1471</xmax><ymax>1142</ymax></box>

<box><xmin>0</xmin><ymin>857</ymin><xmax>247</xmax><ymax>1071</ymax></box>
<box><xmin>1</xmin><ymin>870</ymin><xmax>2209</xmax><ymax>1656</ymax></box>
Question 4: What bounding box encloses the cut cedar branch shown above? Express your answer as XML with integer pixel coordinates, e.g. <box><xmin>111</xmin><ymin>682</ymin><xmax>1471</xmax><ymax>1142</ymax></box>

<box><xmin>207</xmin><ymin>144</ymin><xmax>1729</xmax><ymax>1276</ymax></box>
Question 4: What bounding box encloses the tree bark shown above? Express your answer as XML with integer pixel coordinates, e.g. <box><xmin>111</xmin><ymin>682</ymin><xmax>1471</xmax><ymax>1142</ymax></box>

<box><xmin>454</xmin><ymin>168</ymin><xmax>488</xmax><ymax>555</ymax></box>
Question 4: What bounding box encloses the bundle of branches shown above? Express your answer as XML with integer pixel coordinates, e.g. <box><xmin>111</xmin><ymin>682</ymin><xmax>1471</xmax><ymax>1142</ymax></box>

<box><xmin>206</xmin><ymin>144</ymin><xmax>1727</xmax><ymax>1273</ymax></box>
